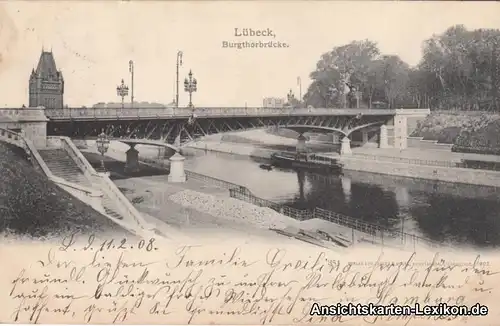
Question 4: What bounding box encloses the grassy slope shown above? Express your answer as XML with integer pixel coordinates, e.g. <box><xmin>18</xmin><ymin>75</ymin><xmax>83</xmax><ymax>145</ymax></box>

<box><xmin>411</xmin><ymin>111</ymin><xmax>500</xmax><ymax>142</ymax></box>
<box><xmin>411</xmin><ymin>111</ymin><xmax>500</xmax><ymax>154</ymax></box>
<box><xmin>0</xmin><ymin>142</ymin><xmax>120</xmax><ymax>238</ymax></box>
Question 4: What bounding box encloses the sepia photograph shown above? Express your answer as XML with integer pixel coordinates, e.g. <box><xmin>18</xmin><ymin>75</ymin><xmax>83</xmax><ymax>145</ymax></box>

<box><xmin>0</xmin><ymin>1</ymin><xmax>499</xmax><ymax>324</ymax></box>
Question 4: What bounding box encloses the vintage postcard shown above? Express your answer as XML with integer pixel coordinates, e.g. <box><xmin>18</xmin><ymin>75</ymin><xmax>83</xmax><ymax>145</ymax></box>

<box><xmin>1</xmin><ymin>1</ymin><xmax>500</xmax><ymax>325</ymax></box>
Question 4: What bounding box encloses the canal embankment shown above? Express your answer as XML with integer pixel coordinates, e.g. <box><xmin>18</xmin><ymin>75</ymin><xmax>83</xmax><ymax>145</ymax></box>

<box><xmin>134</xmin><ymin>153</ymin><xmax>443</xmax><ymax>250</ymax></box>
<box><xmin>338</xmin><ymin>155</ymin><xmax>500</xmax><ymax>188</ymax></box>
<box><xmin>186</xmin><ymin>138</ymin><xmax>500</xmax><ymax>188</ymax></box>
<box><xmin>88</xmin><ymin>145</ymin><xmax>391</xmax><ymax>249</ymax></box>
<box><xmin>90</xmin><ymin>143</ymin><xmax>441</xmax><ymax>250</ymax></box>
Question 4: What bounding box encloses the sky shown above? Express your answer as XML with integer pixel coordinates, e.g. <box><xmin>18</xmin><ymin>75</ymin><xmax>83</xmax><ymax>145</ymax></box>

<box><xmin>0</xmin><ymin>1</ymin><xmax>499</xmax><ymax>108</ymax></box>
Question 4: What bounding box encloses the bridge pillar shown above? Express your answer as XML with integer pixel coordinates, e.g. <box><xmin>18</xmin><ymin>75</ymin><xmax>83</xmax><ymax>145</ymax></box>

<box><xmin>362</xmin><ymin>130</ymin><xmax>369</xmax><ymax>144</ymax></box>
<box><xmin>379</xmin><ymin>125</ymin><xmax>389</xmax><ymax>149</ymax></box>
<box><xmin>340</xmin><ymin>137</ymin><xmax>352</xmax><ymax>155</ymax></box>
<box><xmin>158</xmin><ymin>147</ymin><xmax>166</xmax><ymax>159</ymax></box>
<box><xmin>395</xmin><ymin>186</ymin><xmax>410</xmax><ymax>208</ymax></box>
<box><xmin>296</xmin><ymin>134</ymin><xmax>307</xmax><ymax>153</ymax></box>
<box><xmin>331</xmin><ymin>133</ymin><xmax>340</xmax><ymax>144</ymax></box>
<box><xmin>125</xmin><ymin>145</ymin><xmax>140</xmax><ymax>172</ymax></box>
<box><xmin>168</xmin><ymin>153</ymin><xmax>186</xmax><ymax>183</ymax></box>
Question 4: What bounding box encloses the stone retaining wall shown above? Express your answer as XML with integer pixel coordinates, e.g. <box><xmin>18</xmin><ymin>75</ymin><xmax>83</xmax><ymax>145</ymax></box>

<box><xmin>341</xmin><ymin>157</ymin><xmax>500</xmax><ymax>187</ymax></box>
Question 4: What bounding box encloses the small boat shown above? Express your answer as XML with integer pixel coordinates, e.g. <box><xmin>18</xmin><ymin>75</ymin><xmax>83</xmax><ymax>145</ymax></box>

<box><xmin>259</xmin><ymin>164</ymin><xmax>273</xmax><ymax>171</ymax></box>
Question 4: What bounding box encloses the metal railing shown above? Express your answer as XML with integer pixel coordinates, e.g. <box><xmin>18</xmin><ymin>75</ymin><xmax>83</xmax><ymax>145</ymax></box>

<box><xmin>228</xmin><ymin>186</ymin><xmax>441</xmax><ymax>248</ymax></box>
<box><xmin>166</xmin><ymin>163</ymin><xmax>441</xmax><ymax>249</ymax></box>
<box><xmin>351</xmin><ymin>152</ymin><xmax>461</xmax><ymax>168</ymax></box>
<box><xmin>40</xmin><ymin>107</ymin><xmax>417</xmax><ymax>120</ymax></box>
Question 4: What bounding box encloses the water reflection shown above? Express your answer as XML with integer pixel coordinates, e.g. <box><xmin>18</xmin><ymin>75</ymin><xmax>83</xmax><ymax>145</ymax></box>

<box><xmin>179</xmin><ymin>149</ymin><xmax>500</xmax><ymax>247</ymax></box>
<box><xmin>340</xmin><ymin>176</ymin><xmax>351</xmax><ymax>202</ymax></box>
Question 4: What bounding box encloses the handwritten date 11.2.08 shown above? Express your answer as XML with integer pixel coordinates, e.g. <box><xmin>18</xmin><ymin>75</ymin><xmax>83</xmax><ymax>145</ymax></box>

<box><xmin>59</xmin><ymin>234</ymin><xmax>158</xmax><ymax>252</ymax></box>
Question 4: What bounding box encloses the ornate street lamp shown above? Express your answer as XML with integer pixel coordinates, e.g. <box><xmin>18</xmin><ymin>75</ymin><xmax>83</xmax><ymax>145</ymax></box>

<box><xmin>326</xmin><ymin>85</ymin><xmax>337</xmax><ymax>108</ymax></box>
<box><xmin>116</xmin><ymin>79</ymin><xmax>129</xmax><ymax>109</ymax></box>
<box><xmin>184</xmin><ymin>70</ymin><xmax>197</xmax><ymax>108</ymax></box>
<box><xmin>287</xmin><ymin>89</ymin><xmax>295</xmax><ymax>106</ymax></box>
<box><xmin>96</xmin><ymin>131</ymin><xmax>110</xmax><ymax>171</ymax></box>
<box><xmin>176</xmin><ymin>51</ymin><xmax>183</xmax><ymax>108</ymax></box>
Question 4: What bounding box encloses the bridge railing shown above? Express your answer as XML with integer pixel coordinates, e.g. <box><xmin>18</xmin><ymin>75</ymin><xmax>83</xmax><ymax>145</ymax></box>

<box><xmin>43</xmin><ymin>107</ymin><xmax>408</xmax><ymax>120</ymax></box>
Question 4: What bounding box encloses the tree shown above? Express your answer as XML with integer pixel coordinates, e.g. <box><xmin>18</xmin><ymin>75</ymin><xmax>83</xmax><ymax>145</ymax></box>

<box><xmin>305</xmin><ymin>40</ymin><xmax>380</xmax><ymax>108</ymax></box>
<box><xmin>378</xmin><ymin>55</ymin><xmax>410</xmax><ymax>109</ymax></box>
<box><xmin>418</xmin><ymin>25</ymin><xmax>500</xmax><ymax>111</ymax></box>
<box><xmin>304</xmin><ymin>25</ymin><xmax>500</xmax><ymax>112</ymax></box>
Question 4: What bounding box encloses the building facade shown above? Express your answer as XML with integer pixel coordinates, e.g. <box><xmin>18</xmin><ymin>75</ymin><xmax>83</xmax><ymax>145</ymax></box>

<box><xmin>262</xmin><ymin>97</ymin><xmax>285</xmax><ymax>108</ymax></box>
<box><xmin>29</xmin><ymin>51</ymin><xmax>64</xmax><ymax>109</ymax></box>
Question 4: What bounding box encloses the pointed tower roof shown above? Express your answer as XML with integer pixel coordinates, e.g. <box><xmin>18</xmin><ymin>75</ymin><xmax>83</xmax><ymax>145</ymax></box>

<box><xmin>35</xmin><ymin>51</ymin><xmax>58</xmax><ymax>79</ymax></box>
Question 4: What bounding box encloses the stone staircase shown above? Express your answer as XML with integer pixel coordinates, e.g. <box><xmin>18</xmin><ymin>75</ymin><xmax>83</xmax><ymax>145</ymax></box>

<box><xmin>102</xmin><ymin>196</ymin><xmax>124</xmax><ymax>220</ymax></box>
<box><xmin>37</xmin><ymin>148</ymin><xmax>124</xmax><ymax>220</ymax></box>
<box><xmin>38</xmin><ymin>149</ymin><xmax>92</xmax><ymax>187</ymax></box>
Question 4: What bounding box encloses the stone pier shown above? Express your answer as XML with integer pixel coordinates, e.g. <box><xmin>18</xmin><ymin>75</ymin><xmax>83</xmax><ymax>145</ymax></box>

<box><xmin>125</xmin><ymin>144</ymin><xmax>140</xmax><ymax>172</ymax></box>
<box><xmin>332</xmin><ymin>133</ymin><xmax>340</xmax><ymax>144</ymax></box>
<box><xmin>158</xmin><ymin>146</ymin><xmax>166</xmax><ymax>159</ymax></box>
<box><xmin>0</xmin><ymin>107</ymin><xmax>49</xmax><ymax>148</ymax></box>
<box><xmin>340</xmin><ymin>137</ymin><xmax>352</xmax><ymax>155</ymax></box>
<box><xmin>168</xmin><ymin>152</ymin><xmax>186</xmax><ymax>183</ymax></box>
<box><xmin>296</xmin><ymin>134</ymin><xmax>307</xmax><ymax>153</ymax></box>
<box><xmin>362</xmin><ymin>130</ymin><xmax>369</xmax><ymax>144</ymax></box>
<box><xmin>379</xmin><ymin>125</ymin><xmax>389</xmax><ymax>149</ymax></box>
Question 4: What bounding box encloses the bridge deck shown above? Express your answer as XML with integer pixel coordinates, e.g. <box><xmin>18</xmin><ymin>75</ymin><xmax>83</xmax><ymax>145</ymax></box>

<box><xmin>39</xmin><ymin>107</ymin><xmax>428</xmax><ymax>121</ymax></box>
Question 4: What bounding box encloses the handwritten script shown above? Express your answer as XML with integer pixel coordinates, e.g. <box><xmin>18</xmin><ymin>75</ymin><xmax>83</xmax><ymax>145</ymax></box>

<box><xmin>1</xmin><ymin>234</ymin><xmax>499</xmax><ymax>324</ymax></box>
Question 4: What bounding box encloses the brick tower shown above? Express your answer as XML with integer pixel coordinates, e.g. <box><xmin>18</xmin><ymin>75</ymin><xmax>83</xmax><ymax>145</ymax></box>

<box><xmin>29</xmin><ymin>50</ymin><xmax>64</xmax><ymax>109</ymax></box>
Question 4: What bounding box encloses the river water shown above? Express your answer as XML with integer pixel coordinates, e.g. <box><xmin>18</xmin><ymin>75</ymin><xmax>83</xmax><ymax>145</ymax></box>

<box><xmin>117</xmin><ymin>137</ymin><xmax>500</xmax><ymax>248</ymax></box>
<box><xmin>176</xmin><ymin>149</ymin><xmax>500</xmax><ymax>248</ymax></box>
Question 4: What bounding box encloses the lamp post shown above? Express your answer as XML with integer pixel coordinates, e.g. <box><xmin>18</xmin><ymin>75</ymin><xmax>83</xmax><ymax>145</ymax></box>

<box><xmin>184</xmin><ymin>70</ymin><xmax>197</xmax><ymax>108</ymax></box>
<box><xmin>297</xmin><ymin>76</ymin><xmax>302</xmax><ymax>106</ymax></box>
<box><xmin>116</xmin><ymin>79</ymin><xmax>129</xmax><ymax>110</ymax></box>
<box><xmin>129</xmin><ymin>60</ymin><xmax>134</xmax><ymax>107</ymax></box>
<box><xmin>287</xmin><ymin>89</ymin><xmax>295</xmax><ymax>107</ymax></box>
<box><xmin>96</xmin><ymin>131</ymin><xmax>110</xmax><ymax>172</ymax></box>
<box><xmin>176</xmin><ymin>51</ymin><xmax>183</xmax><ymax>108</ymax></box>
<box><xmin>326</xmin><ymin>85</ymin><xmax>336</xmax><ymax>108</ymax></box>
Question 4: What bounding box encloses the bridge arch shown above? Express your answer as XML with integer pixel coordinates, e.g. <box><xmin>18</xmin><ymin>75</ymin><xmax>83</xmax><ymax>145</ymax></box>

<box><xmin>116</xmin><ymin>138</ymin><xmax>180</xmax><ymax>152</ymax></box>
<box><xmin>264</xmin><ymin>120</ymin><xmax>386</xmax><ymax>138</ymax></box>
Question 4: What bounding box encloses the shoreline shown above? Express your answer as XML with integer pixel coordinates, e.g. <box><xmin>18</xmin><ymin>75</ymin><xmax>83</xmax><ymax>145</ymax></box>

<box><xmin>186</xmin><ymin>141</ymin><xmax>500</xmax><ymax>188</ymax></box>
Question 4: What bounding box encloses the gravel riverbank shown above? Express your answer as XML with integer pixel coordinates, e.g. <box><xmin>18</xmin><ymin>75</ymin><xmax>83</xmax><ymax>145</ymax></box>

<box><xmin>169</xmin><ymin>189</ymin><xmax>301</xmax><ymax>230</ymax></box>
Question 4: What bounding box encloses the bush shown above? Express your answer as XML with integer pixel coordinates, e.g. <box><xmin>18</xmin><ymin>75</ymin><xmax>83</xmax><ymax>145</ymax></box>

<box><xmin>453</xmin><ymin>120</ymin><xmax>500</xmax><ymax>155</ymax></box>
